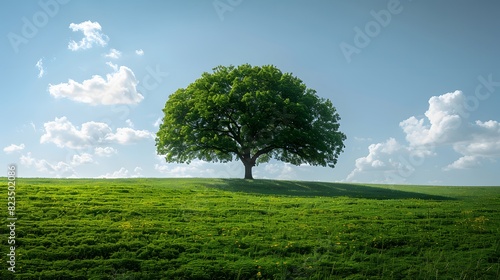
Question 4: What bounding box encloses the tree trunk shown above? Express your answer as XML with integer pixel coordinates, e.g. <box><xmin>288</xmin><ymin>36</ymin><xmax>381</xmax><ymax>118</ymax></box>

<box><xmin>243</xmin><ymin>161</ymin><xmax>253</xmax><ymax>180</ymax></box>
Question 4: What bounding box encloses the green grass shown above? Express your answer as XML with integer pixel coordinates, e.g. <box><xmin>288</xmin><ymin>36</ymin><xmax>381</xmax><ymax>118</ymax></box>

<box><xmin>1</xmin><ymin>178</ymin><xmax>499</xmax><ymax>279</ymax></box>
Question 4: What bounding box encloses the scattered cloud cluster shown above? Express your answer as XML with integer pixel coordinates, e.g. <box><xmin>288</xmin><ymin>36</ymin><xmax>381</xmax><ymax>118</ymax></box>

<box><xmin>19</xmin><ymin>150</ymin><xmax>108</xmax><ymax>178</ymax></box>
<box><xmin>17</xmin><ymin>144</ymin><xmax>125</xmax><ymax>177</ymax></box>
<box><xmin>40</xmin><ymin>116</ymin><xmax>154</xmax><ymax>149</ymax></box>
<box><xmin>42</xmin><ymin>21</ymin><xmax>146</xmax><ymax>106</ymax></box>
<box><xmin>48</xmin><ymin>66</ymin><xmax>144</xmax><ymax>105</ymax></box>
<box><xmin>21</xmin><ymin>152</ymin><xmax>75</xmax><ymax>177</ymax></box>
<box><xmin>347</xmin><ymin>90</ymin><xmax>500</xmax><ymax>183</ymax></box>
<box><xmin>18</xmin><ymin>114</ymin><xmax>152</xmax><ymax>177</ymax></box>
<box><xmin>400</xmin><ymin>90</ymin><xmax>500</xmax><ymax>170</ymax></box>
<box><xmin>68</xmin><ymin>21</ymin><xmax>109</xmax><ymax>51</ymax></box>
<box><xmin>15</xmin><ymin>20</ymin><xmax>153</xmax><ymax>178</ymax></box>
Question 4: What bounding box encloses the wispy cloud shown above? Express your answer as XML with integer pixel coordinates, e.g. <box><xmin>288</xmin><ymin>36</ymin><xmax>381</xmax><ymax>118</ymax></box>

<box><xmin>105</xmin><ymin>61</ymin><xmax>118</xmax><ymax>71</ymax></box>
<box><xmin>353</xmin><ymin>136</ymin><xmax>373</xmax><ymax>142</ymax></box>
<box><xmin>153</xmin><ymin>117</ymin><xmax>162</xmax><ymax>127</ymax></box>
<box><xmin>20</xmin><ymin>152</ymin><xmax>76</xmax><ymax>177</ymax></box>
<box><xmin>105</xmin><ymin>48</ymin><xmax>121</xmax><ymax>59</ymax></box>
<box><xmin>35</xmin><ymin>58</ymin><xmax>45</xmax><ymax>78</ymax></box>
<box><xmin>125</xmin><ymin>119</ymin><xmax>134</xmax><ymax>128</ymax></box>
<box><xmin>135</xmin><ymin>49</ymin><xmax>144</xmax><ymax>56</ymax></box>
<box><xmin>3</xmin><ymin>143</ymin><xmax>25</xmax><ymax>154</ymax></box>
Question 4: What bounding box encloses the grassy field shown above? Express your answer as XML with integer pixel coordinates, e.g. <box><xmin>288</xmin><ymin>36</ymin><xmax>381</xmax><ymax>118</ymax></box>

<box><xmin>1</xmin><ymin>178</ymin><xmax>499</xmax><ymax>279</ymax></box>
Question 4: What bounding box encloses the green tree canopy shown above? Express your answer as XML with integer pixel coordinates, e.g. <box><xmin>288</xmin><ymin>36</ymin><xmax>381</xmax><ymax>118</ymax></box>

<box><xmin>156</xmin><ymin>64</ymin><xmax>346</xmax><ymax>179</ymax></box>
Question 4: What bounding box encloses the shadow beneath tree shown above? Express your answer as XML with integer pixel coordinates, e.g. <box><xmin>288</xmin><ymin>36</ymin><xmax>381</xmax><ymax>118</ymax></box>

<box><xmin>210</xmin><ymin>179</ymin><xmax>454</xmax><ymax>200</ymax></box>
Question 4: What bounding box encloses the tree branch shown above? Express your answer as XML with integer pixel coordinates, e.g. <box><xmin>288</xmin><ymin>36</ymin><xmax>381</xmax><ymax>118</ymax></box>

<box><xmin>227</xmin><ymin>112</ymin><xmax>243</xmax><ymax>144</ymax></box>
<box><xmin>194</xmin><ymin>143</ymin><xmax>239</xmax><ymax>158</ymax></box>
<box><xmin>251</xmin><ymin>145</ymin><xmax>276</xmax><ymax>163</ymax></box>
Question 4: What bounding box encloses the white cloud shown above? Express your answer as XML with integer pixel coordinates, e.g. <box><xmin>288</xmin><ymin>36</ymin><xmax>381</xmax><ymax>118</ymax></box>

<box><xmin>345</xmin><ymin>138</ymin><xmax>418</xmax><ymax>183</ymax></box>
<box><xmin>153</xmin><ymin>117</ymin><xmax>162</xmax><ymax>127</ymax></box>
<box><xmin>94</xmin><ymin>146</ymin><xmax>117</xmax><ymax>157</ymax></box>
<box><xmin>40</xmin><ymin>117</ymin><xmax>111</xmax><ymax>149</ymax></box>
<box><xmin>3</xmin><ymin>143</ymin><xmax>25</xmax><ymax>154</ymax></box>
<box><xmin>105</xmin><ymin>127</ymin><xmax>153</xmax><ymax>145</ymax></box>
<box><xmin>347</xmin><ymin>90</ymin><xmax>500</xmax><ymax>182</ymax></box>
<box><xmin>71</xmin><ymin>153</ymin><xmax>94</xmax><ymax>165</ymax></box>
<box><xmin>135</xmin><ymin>49</ymin><xmax>144</xmax><ymax>56</ymax></box>
<box><xmin>40</xmin><ymin>117</ymin><xmax>153</xmax><ymax>149</ymax></box>
<box><xmin>35</xmin><ymin>58</ymin><xmax>45</xmax><ymax>78</ymax></box>
<box><xmin>104</xmin><ymin>48</ymin><xmax>121</xmax><ymax>59</ymax></box>
<box><xmin>399</xmin><ymin>91</ymin><xmax>500</xmax><ymax>170</ymax></box>
<box><xmin>444</xmin><ymin>155</ymin><xmax>481</xmax><ymax>171</ymax></box>
<box><xmin>98</xmin><ymin>167</ymin><xmax>143</xmax><ymax>178</ymax></box>
<box><xmin>400</xmin><ymin>90</ymin><xmax>465</xmax><ymax>147</ymax></box>
<box><xmin>442</xmin><ymin>120</ymin><xmax>500</xmax><ymax>171</ymax></box>
<box><xmin>98</xmin><ymin>167</ymin><xmax>129</xmax><ymax>178</ymax></box>
<box><xmin>453</xmin><ymin>135</ymin><xmax>500</xmax><ymax>158</ymax></box>
<box><xmin>125</xmin><ymin>119</ymin><xmax>134</xmax><ymax>128</ymax></box>
<box><xmin>19</xmin><ymin>153</ymin><xmax>35</xmax><ymax>166</ymax></box>
<box><xmin>462</xmin><ymin>120</ymin><xmax>500</xmax><ymax>157</ymax></box>
<box><xmin>106</xmin><ymin>61</ymin><xmax>118</xmax><ymax>71</ymax></box>
<box><xmin>154</xmin><ymin>163</ymin><xmax>203</xmax><ymax>178</ymax></box>
<box><xmin>20</xmin><ymin>152</ymin><xmax>75</xmax><ymax>177</ymax></box>
<box><xmin>263</xmin><ymin>162</ymin><xmax>295</xmax><ymax>180</ymax></box>
<box><xmin>68</xmin><ymin>21</ymin><xmax>109</xmax><ymax>51</ymax></box>
<box><xmin>48</xmin><ymin>66</ymin><xmax>144</xmax><ymax>105</ymax></box>
<box><xmin>132</xmin><ymin>166</ymin><xmax>143</xmax><ymax>178</ymax></box>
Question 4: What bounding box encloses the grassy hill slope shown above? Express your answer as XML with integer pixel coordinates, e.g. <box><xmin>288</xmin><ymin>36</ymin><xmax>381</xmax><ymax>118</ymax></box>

<box><xmin>1</xmin><ymin>178</ymin><xmax>499</xmax><ymax>279</ymax></box>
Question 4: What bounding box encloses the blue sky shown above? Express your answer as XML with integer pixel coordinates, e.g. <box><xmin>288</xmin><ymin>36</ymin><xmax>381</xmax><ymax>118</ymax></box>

<box><xmin>2</xmin><ymin>0</ymin><xmax>499</xmax><ymax>185</ymax></box>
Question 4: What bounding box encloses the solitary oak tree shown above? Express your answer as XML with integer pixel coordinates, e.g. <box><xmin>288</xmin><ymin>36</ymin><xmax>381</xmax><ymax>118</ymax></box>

<box><xmin>155</xmin><ymin>64</ymin><xmax>346</xmax><ymax>179</ymax></box>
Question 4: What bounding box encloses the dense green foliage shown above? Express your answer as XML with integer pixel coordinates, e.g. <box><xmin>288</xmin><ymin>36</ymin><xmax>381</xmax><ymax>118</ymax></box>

<box><xmin>1</xmin><ymin>178</ymin><xmax>499</xmax><ymax>279</ymax></box>
<box><xmin>156</xmin><ymin>64</ymin><xmax>346</xmax><ymax>179</ymax></box>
